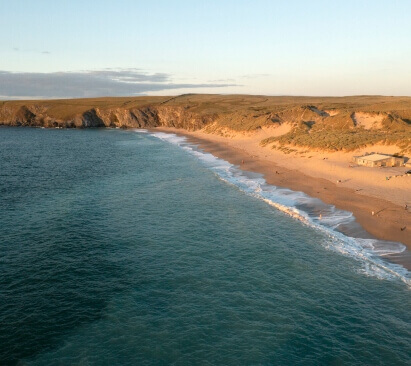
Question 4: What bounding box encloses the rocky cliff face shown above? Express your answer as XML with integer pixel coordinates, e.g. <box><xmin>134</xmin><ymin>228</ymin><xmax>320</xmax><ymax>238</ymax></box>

<box><xmin>1</xmin><ymin>96</ymin><xmax>410</xmax><ymax>143</ymax></box>
<box><xmin>0</xmin><ymin>104</ymin><xmax>216</xmax><ymax>130</ymax></box>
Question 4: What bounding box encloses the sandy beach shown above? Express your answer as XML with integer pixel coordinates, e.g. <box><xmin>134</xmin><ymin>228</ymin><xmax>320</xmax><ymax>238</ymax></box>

<box><xmin>154</xmin><ymin>126</ymin><xmax>411</xmax><ymax>268</ymax></box>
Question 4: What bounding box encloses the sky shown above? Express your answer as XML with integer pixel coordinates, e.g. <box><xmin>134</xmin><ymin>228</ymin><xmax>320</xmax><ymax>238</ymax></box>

<box><xmin>1</xmin><ymin>0</ymin><xmax>411</xmax><ymax>99</ymax></box>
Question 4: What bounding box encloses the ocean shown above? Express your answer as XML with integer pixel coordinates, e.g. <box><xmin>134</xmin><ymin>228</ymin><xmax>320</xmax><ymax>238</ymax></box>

<box><xmin>0</xmin><ymin>127</ymin><xmax>410</xmax><ymax>365</ymax></box>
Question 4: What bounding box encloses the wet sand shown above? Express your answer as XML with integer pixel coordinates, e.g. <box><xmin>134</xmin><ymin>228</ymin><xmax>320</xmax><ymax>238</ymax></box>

<box><xmin>152</xmin><ymin>127</ymin><xmax>411</xmax><ymax>269</ymax></box>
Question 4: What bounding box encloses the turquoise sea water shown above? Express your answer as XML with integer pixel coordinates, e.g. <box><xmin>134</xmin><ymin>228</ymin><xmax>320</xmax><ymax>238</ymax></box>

<box><xmin>0</xmin><ymin>128</ymin><xmax>410</xmax><ymax>365</ymax></box>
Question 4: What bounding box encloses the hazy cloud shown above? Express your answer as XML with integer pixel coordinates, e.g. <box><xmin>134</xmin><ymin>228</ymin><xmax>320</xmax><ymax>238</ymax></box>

<box><xmin>208</xmin><ymin>78</ymin><xmax>236</xmax><ymax>83</ymax></box>
<box><xmin>0</xmin><ymin>69</ymin><xmax>236</xmax><ymax>99</ymax></box>
<box><xmin>11</xmin><ymin>47</ymin><xmax>51</xmax><ymax>55</ymax></box>
<box><xmin>240</xmin><ymin>74</ymin><xmax>271</xmax><ymax>79</ymax></box>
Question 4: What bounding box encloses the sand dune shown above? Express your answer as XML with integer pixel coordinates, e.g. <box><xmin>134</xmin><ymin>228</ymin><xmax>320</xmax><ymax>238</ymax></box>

<box><xmin>352</xmin><ymin>112</ymin><xmax>384</xmax><ymax>129</ymax></box>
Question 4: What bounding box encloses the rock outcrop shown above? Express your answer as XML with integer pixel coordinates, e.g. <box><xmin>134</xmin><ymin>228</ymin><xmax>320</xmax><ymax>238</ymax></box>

<box><xmin>0</xmin><ymin>103</ymin><xmax>216</xmax><ymax>130</ymax></box>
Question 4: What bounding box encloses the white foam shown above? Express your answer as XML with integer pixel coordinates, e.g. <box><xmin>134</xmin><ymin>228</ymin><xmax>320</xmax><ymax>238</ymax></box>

<box><xmin>133</xmin><ymin>129</ymin><xmax>149</xmax><ymax>133</ymax></box>
<box><xmin>150</xmin><ymin>132</ymin><xmax>411</xmax><ymax>287</ymax></box>
<box><xmin>319</xmin><ymin>211</ymin><xmax>354</xmax><ymax>229</ymax></box>
<box><xmin>356</xmin><ymin>239</ymin><xmax>406</xmax><ymax>256</ymax></box>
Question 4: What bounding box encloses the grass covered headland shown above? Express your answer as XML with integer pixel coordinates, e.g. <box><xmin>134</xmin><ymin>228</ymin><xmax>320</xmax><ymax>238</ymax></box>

<box><xmin>1</xmin><ymin>94</ymin><xmax>410</xmax><ymax>152</ymax></box>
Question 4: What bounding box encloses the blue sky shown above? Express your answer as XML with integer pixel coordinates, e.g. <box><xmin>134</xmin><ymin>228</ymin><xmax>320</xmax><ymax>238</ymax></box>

<box><xmin>1</xmin><ymin>0</ymin><xmax>411</xmax><ymax>98</ymax></box>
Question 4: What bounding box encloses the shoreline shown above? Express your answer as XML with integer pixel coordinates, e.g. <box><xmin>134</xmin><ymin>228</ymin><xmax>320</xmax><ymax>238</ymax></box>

<box><xmin>152</xmin><ymin>127</ymin><xmax>411</xmax><ymax>270</ymax></box>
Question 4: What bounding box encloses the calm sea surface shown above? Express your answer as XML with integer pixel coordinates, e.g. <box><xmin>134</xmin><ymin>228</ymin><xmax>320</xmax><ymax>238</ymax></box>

<box><xmin>0</xmin><ymin>128</ymin><xmax>410</xmax><ymax>365</ymax></box>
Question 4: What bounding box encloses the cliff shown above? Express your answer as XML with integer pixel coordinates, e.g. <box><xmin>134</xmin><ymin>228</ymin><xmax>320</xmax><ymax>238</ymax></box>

<box><xmin>0</xmin><ymin>98</ymin><xmax>216</xmax><ymax>130</ymax></box>
<box><xmin>1</xmin><ymin>94</ymin><xmax>410</xmax><ymax>151</ymax></box>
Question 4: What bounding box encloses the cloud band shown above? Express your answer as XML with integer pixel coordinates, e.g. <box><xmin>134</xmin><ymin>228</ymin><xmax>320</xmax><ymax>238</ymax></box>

<box><xmin>0</xmin><ymin>69</ymin><xmax>236</xmax><ymax>99</ymax></box>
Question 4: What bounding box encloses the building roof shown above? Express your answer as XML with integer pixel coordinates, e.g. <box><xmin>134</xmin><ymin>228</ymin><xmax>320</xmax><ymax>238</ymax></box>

<box><xmin>357</xmin><ymin>153</ymin><xmax>399</xmax><ymax>162</ymax></box>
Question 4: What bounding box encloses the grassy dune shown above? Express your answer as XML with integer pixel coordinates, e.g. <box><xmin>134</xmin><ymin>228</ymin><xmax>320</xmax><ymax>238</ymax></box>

<box><xmin>1</xmin><ymin>94</ymin><xmax>410</xmax><ymax>152</ymax></box>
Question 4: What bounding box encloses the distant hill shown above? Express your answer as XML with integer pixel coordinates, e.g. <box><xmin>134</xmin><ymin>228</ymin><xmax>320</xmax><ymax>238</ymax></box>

<box><xmin>1</xmin><ymin>94</ymin><xmax>410</xmax><ymax>152</ymax></box>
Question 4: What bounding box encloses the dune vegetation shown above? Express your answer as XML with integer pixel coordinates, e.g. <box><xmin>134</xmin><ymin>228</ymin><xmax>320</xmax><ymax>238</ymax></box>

<box><xmin>1</xmin><ymin>94</ymin><xmax>410</xmax><ymax>152</ymax></box>
<box><xmin>260</xmin><ymin>111</ymin><xmax>411</xmax><ymax>153</ymax></box>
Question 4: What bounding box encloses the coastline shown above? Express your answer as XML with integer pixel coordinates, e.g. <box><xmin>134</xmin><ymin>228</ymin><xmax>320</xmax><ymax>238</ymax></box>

<box><xmin>152</xmin><ymin>127</ymin><xmax>411</xmax><ymax>269</ymax></box>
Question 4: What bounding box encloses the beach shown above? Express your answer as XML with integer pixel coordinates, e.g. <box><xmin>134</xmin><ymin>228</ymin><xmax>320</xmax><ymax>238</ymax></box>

<box><xmin>154</xmin><ymin>127</ymin><xmax>411</xmax><ymax>267</ymax></box>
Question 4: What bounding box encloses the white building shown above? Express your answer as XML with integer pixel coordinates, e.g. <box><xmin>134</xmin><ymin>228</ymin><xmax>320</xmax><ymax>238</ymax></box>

<box><xmin>353</xmin><ymin>153</ymin><xmax>405</xmax><ymax>167</ymax></box>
